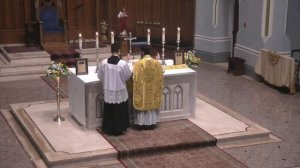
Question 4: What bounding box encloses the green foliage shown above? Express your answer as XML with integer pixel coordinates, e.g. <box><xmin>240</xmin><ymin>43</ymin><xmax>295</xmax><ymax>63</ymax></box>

<box><xmin>46</xmin><ymin>61</ymin><xmax>70</xmax><ymax>78</ymax></box>
<box><xmin>184</xmin><ymin>50</ymin><xmax>200</xmax><ymax>69</ymax></box>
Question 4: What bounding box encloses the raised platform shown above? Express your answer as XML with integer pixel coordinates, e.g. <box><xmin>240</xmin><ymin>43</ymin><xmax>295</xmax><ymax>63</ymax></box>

<box><xmin>1</xmin><ymin>94</ymin><xmax>281</xmax><ymax>167</ymax></box>
<box><xmin>7</xmin><ymin>100</ymin><xmax>120</xmax><ymax>168</ymax></box>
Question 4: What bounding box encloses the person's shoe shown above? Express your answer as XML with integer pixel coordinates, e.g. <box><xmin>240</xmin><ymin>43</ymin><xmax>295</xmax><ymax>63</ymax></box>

<box><xmin>143</xmin><ymin>124</ymin><xmax>155</xmax><ymax>130</ymax></box>
<box><xmin>132</xmin><ymin>124</ymin><xmax>143</xmax><ymax>131</ymax></box>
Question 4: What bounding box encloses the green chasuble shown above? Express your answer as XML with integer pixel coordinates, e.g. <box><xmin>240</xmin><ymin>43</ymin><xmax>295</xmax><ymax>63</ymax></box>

<box><xmin>133</xmin><ymin>55</ymin><xmax>163</xmax><ymax>111</ymax></box>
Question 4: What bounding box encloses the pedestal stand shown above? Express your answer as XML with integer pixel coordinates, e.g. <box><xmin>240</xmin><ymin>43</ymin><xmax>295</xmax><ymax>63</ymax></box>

<box><xmin>53</xmin><ymin>77</ymin><xmax>65</xmax><ymax>122</ymax></box>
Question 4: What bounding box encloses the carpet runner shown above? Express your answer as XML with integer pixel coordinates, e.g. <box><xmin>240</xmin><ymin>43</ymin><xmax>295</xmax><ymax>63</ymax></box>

<box><xmin>101</xmin><ymin>120</ymin><xmax>247</xmax><ymax>168</ymax></box>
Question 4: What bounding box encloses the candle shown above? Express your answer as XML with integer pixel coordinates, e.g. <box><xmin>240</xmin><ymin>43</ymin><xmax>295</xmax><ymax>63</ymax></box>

<box><xmin>162</xmin><ymin>28</ymin><xmax>165</xmax><ymax>42</ymax></box>
<box><xmin>96</xmin><ymin>32</ymin><xmax>99</xmax><ymax>49</ymax></box>
<box><xmin>111</xmin><ymin>31</ymin><xmax>114</xmax><ymax>44</ymax></box>
<box><xmin>177</xmin><ymin>27</ymin><xmax>181</xmax><ymax>41</ymax></box>
<box><xmin>79</xmin><ymin>33</ymin><xmax>82</xmax><ymax>50</ymax></box>
<box><xmin>147</xmin><ymin>29</ymin><xmax>150</xmax><ymax>44</ymax></box>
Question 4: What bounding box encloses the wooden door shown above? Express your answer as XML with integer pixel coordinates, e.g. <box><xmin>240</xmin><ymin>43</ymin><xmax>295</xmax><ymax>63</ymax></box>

<box><xmin>151</xmin><ymin>0</ymin><xmax>162</xmax><ymax>40</ymax></box>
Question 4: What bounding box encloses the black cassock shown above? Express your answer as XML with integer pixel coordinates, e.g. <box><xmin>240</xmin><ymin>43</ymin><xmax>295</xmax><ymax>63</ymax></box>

<box><xmin>101</xmin><ymin>55</ymin><xmax>129</xmax><ymax>136</ymax></box>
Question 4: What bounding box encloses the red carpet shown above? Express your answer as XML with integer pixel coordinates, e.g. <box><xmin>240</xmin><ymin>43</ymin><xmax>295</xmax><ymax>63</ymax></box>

<box><xmin>101</xmin><ymin>120</ymin><xmax>247</xmax><ymax>168</ymax></box>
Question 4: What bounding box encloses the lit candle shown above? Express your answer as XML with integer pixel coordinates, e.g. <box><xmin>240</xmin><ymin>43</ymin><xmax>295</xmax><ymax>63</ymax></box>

<box><xmin>96</xmin><ymin>32</ymin><xmax>99</xmax><ymax>49</ymax></box>
<box><xmin>79</xmin><ymin>33</ymin><xmax>82</xmax><ymax>50</ymax></box>
<box><xmin>111</xmin><ymin>31</ymin><xmax>114</xmax><ymax>44</ymax></box>
<box><xmin>147</xmin><ymin>29</ymin><xmax>151</xmax><ymax>44</ymax></box>
<box><xmin>177</xmin><ymin>27</ymin><xmax>181</xmax><ymax>41</ymax></box>
<box><xmin>162</xmin><ymin>28</ymin><xmax>165</xmax><ymax>42</ymax></box>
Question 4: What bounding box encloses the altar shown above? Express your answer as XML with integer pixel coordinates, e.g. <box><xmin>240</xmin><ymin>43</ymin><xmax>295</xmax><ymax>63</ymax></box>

<box><xmin>68</xmin><ymin>66</ymin><xmax>196</xmax><ymax>129</ymax></box>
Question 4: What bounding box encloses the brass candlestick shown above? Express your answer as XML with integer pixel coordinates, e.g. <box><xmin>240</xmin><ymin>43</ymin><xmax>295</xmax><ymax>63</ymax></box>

<box><xmin>177</xmin><ymin>40</ymin><xmax>180</xmax><ymax>50</ymax></box>
<box><xmin>162</xmin><ymin>41</ymin><xmax>166</xmax><ymax>65</ymax></box>
<box><xmin>53</xmin><ymin>77</ymin><xmax>65</xmax><ymax>123</ymax></box>
<box><xmin>95</xmin><ymin>48</ymin><xmax>100</xmax><ymax>72</ymax></box>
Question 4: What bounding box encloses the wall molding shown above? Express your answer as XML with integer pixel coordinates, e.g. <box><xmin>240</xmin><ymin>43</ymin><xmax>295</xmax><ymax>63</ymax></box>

<box><xmin>194</xmin><ymin>34</ymin><xmax>231</xmax><ymax>42</ymax></box>
<box><xmin>195</xmin><ymin>50</ymin><xmax>229</xmax><ymax>63</ymax></box>
<box><xmin>234</xmin><ymin>44</ymin><xmax>259</xmax><ymax>56</ymax></box>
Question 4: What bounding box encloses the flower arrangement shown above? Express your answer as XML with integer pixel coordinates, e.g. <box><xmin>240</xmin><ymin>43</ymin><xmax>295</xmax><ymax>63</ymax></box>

<box><xmin>46</xmin><ymin>61</ymin><xmax>70</xmax><ymax>78</ymax></box>
<box><xmin>184</xmin><ymin>50</ymin><xmax>201</xmax><ymax>69</ymax></box>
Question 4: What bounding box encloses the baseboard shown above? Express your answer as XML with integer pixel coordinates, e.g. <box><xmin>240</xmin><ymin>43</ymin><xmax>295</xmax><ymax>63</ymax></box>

<box><xmin>195</xmin><ymin>50</ymin><xmax>230</xmax><ymax>63</ymax></box>
<box><xmin>243</xmin><ymin>64</ymin><xmax>262</xmax><ymax>81</ymax></box>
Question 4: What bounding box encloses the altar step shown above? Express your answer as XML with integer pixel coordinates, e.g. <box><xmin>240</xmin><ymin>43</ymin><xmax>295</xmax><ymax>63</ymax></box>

<box><xmin>0</xmin><ymin>51</ymin><xmax>51</xmax><ymax>82</ymax></box>
<box><xmin>42</xmin><ymin>42</ymin><xmax>69</xmax><ymax>51</ymax></box>
<box><xmin>0</xmin><ymin>63</ymin><xmax>49</xmax><ymax>82</ymax></box>
<box><xmin>0</xmin><ymin>46</ymin><xmax>113</xmax><ymax>82</ymax></box>
<box><xmin>5</xmin><ymin>101</ymin><xmax>122</xmax><ymax>168</ymax></box>
<box><xmin>43</xmin><ymin>32</ymin><xmax>65</xmax><ymax>42</ymax></box>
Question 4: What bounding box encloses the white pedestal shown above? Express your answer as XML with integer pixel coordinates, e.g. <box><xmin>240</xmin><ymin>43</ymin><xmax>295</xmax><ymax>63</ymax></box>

<box><xmin>69</xmin><ymin>66</ymin><xmax>196</xmax><ymax>129</ymax></box>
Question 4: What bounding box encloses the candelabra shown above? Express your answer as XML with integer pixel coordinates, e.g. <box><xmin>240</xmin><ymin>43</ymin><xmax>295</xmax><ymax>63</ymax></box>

<box><xmin>177</xmin><ymin>40</ymin><xmax>180</xmax><ymax>50</ymax></box>
<box><xmin>53</xmin><ymin>77</ymin><xmax>65</xmax><ymax>123</ymax></box>
<box><xmin>161</xmin><ymin>41</ymin><xmax>166</xmax><ymax>65</ymax></box>
<box><xmin>95</xmin><ymin>48</ymin><xmax>100</xmax><ymax>72</ymax></box>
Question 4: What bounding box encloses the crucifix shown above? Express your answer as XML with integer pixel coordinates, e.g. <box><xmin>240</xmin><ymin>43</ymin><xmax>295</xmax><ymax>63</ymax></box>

<box><xmin>124</xmin><ymin>32</ymin><xmax>137</xmax><ymax>54</ymax></box>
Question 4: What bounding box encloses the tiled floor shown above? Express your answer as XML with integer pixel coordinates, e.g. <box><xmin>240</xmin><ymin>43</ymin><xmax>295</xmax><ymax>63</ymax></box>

<box><xmin>0</xmin><ymin>62</ymin><xmax>300</xmax><ymax>168</ymax></box>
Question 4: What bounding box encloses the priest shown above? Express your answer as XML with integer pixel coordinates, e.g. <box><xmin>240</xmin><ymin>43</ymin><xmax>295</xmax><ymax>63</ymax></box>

<box><xmin>132</xmin><ymin>45</ymin><xmax>163</xmax><ymax>129</ymax></box>
<box><xmin>97</xmin><ymin>43</ymin><xmax>132</xmax><ymax>136</ymax></box>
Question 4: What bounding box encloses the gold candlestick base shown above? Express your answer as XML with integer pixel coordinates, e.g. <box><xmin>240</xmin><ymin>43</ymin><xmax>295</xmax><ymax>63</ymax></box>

<box><xmin>53</xmin><ymin>115</ymin><xmax>65</xmax><ymax>122</ymax></box>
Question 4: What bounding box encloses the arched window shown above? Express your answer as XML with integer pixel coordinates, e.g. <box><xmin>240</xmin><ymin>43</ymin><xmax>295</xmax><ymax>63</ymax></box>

<box><xmin>162</xmin><ymin>87</ymin><xmax>171</xmax><ymax>111</ymax></box>
<box><xmin>173</xmin><ymin>85</ymin><xmax>183</xmax><ymax>109</ymax></box>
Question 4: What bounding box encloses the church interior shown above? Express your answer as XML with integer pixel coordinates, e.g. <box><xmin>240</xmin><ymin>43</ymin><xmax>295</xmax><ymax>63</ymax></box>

<box><xmin>0</xmin><ymin>0</ymin><xmax>300</xmax><ymax>168</ymax></box>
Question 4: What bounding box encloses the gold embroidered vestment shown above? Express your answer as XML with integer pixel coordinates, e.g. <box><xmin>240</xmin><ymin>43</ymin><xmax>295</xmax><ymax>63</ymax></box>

<box><xmin>133</xmin><ymin>56</ymin><xmax>163</xmax><ymax>111</ymax></box>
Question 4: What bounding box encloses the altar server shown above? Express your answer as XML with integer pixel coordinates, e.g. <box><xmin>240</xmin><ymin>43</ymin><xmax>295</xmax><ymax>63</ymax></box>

<box><xmin>97</xmin><ymin>43</ymin><xmax>131</xmax><ymax>136</ymax></box>
<box><xmin>132</xmin><ymin>45</ymin><xmax>163</xmax><ymax>129</ymax></box>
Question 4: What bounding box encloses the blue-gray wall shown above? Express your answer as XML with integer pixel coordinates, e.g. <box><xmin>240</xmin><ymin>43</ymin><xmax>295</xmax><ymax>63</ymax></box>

<box><xmin>194</xmin><ymin>0</ymin><xmax>297</xmax><ymax>68</ymax></box>
<box><xmin>234</xmin><ymin>0</ymin><xmax>290</xmax><ymax>67</ymax></box>
<box><xmin>194</xmin><ymin>0</ymin><xmax>232</xmax><ymax>63</ymax></box>
<box><xmin>287</xmin><ymin>0</ymin><xmax>300</xmax><ymax>50</ymax></box>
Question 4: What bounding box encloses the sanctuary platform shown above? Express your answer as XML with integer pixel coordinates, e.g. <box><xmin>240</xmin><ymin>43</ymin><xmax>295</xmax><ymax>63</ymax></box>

<box><xmin>1</xmin><ymin>93</ymin><xmax>281</xmax><ymax>167</ymax></box>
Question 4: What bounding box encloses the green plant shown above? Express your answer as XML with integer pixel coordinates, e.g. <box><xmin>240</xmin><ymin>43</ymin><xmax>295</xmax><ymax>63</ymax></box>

<box><xmin>184</xmin><ymin>50</ymin><xmax>200</xmax><ymax>69</ymax></box>
<box><xmin>46</xmin><ymin>61</ymin><xmax>70</xmax><ymax>78</ymax></box>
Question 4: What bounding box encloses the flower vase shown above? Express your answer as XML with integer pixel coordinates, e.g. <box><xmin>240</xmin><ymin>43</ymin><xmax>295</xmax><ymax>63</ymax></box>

<box><xmin>53</xmin><ymin>77</ymin><xmax>65</xmax><ymax>122</ymax></box>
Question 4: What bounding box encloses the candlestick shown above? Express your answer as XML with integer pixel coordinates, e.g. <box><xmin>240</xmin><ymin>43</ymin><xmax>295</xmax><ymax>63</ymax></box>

<box><xmin>177</xmin><ymin>27</ymin><xmax>181</xmax><ymax>41</ymax></box>
<box><xmin>177</xmin><ymin>27</ymin><xmax>181</xmax><ymax>50</ymax></box>
<box><xmin>162</xmin><ymin>28</ymin><xmax>165</xmax><ymax>42</ymax></box>
<box><xmin>95</xmin><ymin>48</ymin><xmax>100</xmax><ymax>73</ymax></box>
<box><xmin>177</xmin><ymin>39</ymin><xmax>180</xmax><ymax>50</ymax></box>
<box><xmin>161</xmin><ymin>41</ymin><xmax>166</xmax><ymax>65</ymax></box>
<box><xmin>111</xmin><ymin>31</ymin><xmax>114</xmax><ymax>44</ymax></box>
<box><xmin>79</xmin><ymin>33</ymin><xmax>82</xmax><ymax>50</ymax></box>
<box><xmin>147</xmin><ymin>29</ymin><xmax>151</xmax><ymax>45</ymax></box>
<box><xmin>96</xmin><ymin>32</ymin><xmax>99</xmax><ymax>49</ymax></box>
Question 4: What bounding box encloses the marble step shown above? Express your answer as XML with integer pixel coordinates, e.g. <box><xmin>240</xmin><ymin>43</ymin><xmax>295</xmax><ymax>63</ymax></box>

<box><xmin>0</xmin><ymin>73</ymin><xmax>44</xmax><ymax>82</ymax></box>
<box><xmin>216</xmin><ymin>123</ymin><xmax>281</xmax><ymax>149</ymax></box>
<box><xmin>0</xmin><ymin>69</ymin><xmax>46</xmax><ymax>77</ymax></box>
<box><xmin>9</xmin><ymin>56</ymin><xmax>50</xmax><ymax>65</ymax></box>
<box><xmin>0</xmin><ymin>64</ymin><xmax>49</xmax><ymax>73</ymax></box>
<box><xmin>8</xmin><ymin>51</ymin><xmax>50</xmax><ymax>60</ymax></box>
